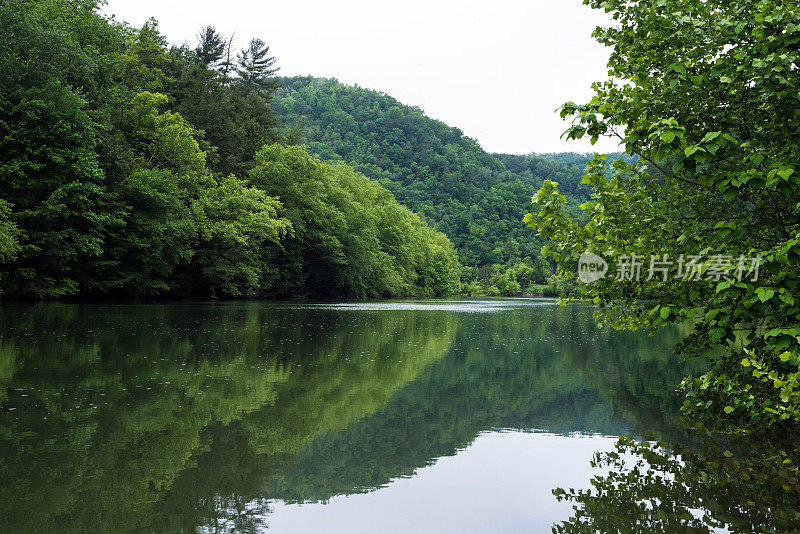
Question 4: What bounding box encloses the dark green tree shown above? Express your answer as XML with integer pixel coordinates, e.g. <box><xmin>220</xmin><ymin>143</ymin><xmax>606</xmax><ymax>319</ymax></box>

<box><xmin>237</xmin><ymin>38</ymin><xmax>279</xmax><ymax>92</ymax></box>
<box><xmin>195</xmin><ymin>25</ymin><xmax>225</xmax><ymax>68</ymax></box>
<box><xmin>0</xmin><ymin>0</ymin><xmax>125</xmax><ymax>297</ymax></box>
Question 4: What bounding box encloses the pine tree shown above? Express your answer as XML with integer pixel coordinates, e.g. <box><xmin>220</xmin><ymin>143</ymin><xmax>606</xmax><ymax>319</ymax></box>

<box><xmin>195</xmin><ymin>26</ymin><xmax>224</xmax><ymax>68</ymax></box>
<box><xmin>236</xmin><ymin>38</ymin><xmax>278</xmax><ymax>92</ymax></box>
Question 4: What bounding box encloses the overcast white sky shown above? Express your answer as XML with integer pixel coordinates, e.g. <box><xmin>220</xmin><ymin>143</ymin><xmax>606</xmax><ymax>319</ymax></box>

<box><xmin>104</xmin><ymin>0</ymin><xmax>620</xmax><ymax>155</ymax></box>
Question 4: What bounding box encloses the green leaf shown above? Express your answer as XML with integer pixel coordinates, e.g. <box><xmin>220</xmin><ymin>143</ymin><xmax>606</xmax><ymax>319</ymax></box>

<box><xmin>756</xmin><ymin>288</ymin><xmax>775</xmax><ymax>302</ymax></box>
<box><xmin>710</xmin><ymin>327</ymin><xmax>726</xmax><ymax>342</ymax></box>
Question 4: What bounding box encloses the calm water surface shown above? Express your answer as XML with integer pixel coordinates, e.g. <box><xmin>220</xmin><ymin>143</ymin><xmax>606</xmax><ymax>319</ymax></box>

<box><xmin>0</xmin><ymin>299</ymin><xmax>700</xmax><ymax>532</ymax></box>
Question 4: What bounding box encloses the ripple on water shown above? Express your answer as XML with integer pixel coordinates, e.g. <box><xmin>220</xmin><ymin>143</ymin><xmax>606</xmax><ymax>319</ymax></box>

<box><xmin>302</xmin><ymin>298</ymin><xmax>558</xmax><ymax>313</ymax></box>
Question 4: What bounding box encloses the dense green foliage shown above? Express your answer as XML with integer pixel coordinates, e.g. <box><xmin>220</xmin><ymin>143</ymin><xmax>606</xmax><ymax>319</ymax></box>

<box><xmin>248</xmin><ymin>145</ymin><xmax>460</xmax><ymax>297</ymax></box>
<box><xmin>495</xmin><ymin>152</ymin><xmax>596</xmax><ymax>203</ymax></box>
<box><xmin>528</xmin><ymin>0</ymin><xmax>800</xmax><ymax>522</ymax></box>
<box><xmin>0</xmin><ymin>0</ymin><xmax>458</xmax><ymax>299</ymax></box>
<box><xmin>531</xmin><ymin>0</ymin><xmax>800</xmax><ymax>433</ymax></box>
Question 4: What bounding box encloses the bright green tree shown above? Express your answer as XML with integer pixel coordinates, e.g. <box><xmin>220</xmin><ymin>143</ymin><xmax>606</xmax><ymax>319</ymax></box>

<box><xmin>249</xmin><ymin>144</ymin><xmax>460</xmax><ymax>297</ymax></box>
<box><xmin>97</xmin><ymin>92</ymin><xmax>208</xmax><ymax>295</ymax></box>
<box><xmin>527</xmin><ymin>0</ymin><xmax>800</xmax><ymax>439</ymax></box>
<box><xmin>0</xmin><ymin>201</ymin><xmax>21</xmax><ymax>287</ymax></box>
<box><xmin>189</xmin><ymin>175</ymin><xmax>291</xmax><ymax>298</ymax></box>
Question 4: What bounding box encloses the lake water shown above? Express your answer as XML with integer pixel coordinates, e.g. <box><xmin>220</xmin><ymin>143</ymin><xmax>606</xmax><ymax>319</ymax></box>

<box><xmin>0</xmin><ymin>299</ymin><xmax>701</xmax><ymax>532</ymax></box>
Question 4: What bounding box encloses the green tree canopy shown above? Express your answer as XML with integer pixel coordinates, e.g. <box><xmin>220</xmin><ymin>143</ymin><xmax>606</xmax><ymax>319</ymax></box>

<box><xmin>527</xmin><ymin>0</ymin><xmax>800</xmax><ymax>442</ymax></box>
<box><xmin>250</xmin><ymin>144</ymin><xmax>460</xmax><ymax>297</ymax></box>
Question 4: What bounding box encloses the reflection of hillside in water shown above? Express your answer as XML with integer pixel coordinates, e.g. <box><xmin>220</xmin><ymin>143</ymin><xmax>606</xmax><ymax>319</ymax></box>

<box><xmin>263</xmin><ymin>302</ymin><xmax>701</xmax><ymax>504</ymax></box>
<box><xmin>0</xmin><ymin>300</ymin><xmax>698</xmax><ymax>532</ymax></box>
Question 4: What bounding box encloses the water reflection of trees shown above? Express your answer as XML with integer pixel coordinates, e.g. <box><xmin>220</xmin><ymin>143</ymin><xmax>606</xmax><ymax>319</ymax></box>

<box><xmin>0</xmin><ymin>302</ymin><xmax>708</xmax><ymax>532</ymax></box>
<box><xmin>0</xmin><ymin>303</ymin><xmax>456</xmax><ymax>532</ymax></box>
<box><xmin>261</xmin><ymin>305</ymin><xmax>703</xmax><ymax>504</ymax></box>
<box><xmin>553</xmin><ymin>434</ymin><xmax>800</xmax><ymax>533</ymax></box>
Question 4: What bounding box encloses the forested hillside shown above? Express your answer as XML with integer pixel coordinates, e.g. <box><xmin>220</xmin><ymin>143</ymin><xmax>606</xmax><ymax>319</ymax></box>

<box><xmin>0</xmin><ymin>0</ymin><xmax>629</xmax><ymax>300</ymax></box>
<box><xmin>274</xmin><ymin>77</ymin><xmax>590</xmax><ymax>266</ymax></box>
<box><xmin>0</xmin><ymin>0</ymin><xmax>458</xmax><ymax>299</ymax></box>
<box><xmin>273</xmin><ymin>77</ymin><xmax>623</xmax><ymax>293</ymax></box>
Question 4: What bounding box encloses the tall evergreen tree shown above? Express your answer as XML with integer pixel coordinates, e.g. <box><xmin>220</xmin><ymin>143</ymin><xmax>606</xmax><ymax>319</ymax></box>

<box><xmin>236</xmin><ymin>38</ymin><xmax>278</xmax><ymax>92</ymax></box>
<box><xmin>195</xmin><ymin>25</ymin><xmax>224</xmax><ymax>69</ymax></box>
